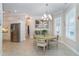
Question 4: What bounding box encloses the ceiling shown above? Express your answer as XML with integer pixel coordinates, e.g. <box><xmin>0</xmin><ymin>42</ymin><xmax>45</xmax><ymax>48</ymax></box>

<box><xmin>3</xmin><ymin>3</ymin><xmax>70</xmax><ymax>17</ymax></box>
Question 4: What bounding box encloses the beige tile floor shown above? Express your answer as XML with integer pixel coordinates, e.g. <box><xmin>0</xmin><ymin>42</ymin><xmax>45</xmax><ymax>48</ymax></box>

<box><xmin>2</xmin><ymin>39</ymin><xmax>78</xmax><ymax>56</ymax></box>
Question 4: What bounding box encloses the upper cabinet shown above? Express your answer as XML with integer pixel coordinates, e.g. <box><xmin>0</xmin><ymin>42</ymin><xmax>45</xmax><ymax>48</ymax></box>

<box><xmin>35</xmin><ymin>19</ymin><xmax>49</xmax><ymax>30</ymax></box>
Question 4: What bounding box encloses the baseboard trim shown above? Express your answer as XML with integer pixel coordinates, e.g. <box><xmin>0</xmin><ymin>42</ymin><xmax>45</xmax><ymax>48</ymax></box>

<box><xmin>59</xmin><ymin>40</ymin><xmax>79</xmax><ymax>56</ymax></box>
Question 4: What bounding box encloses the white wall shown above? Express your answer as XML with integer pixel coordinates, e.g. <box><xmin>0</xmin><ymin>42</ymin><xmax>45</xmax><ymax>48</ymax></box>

<box><xmin>53</xmin><ymin>11</ymin><xmax>65</xmax><ymax>40</ymax></box>
<box><xmin>20</xmin><ymin>20</ymin><xmax>26</xmax><ymax>41</ymax></box>
<box><xmin>48</xmin><ymin>17</ymin><xmax>54</xmax><ymax>35</ymax></box>
<box><xmin>55</xmin><ymin>4</ymin><xmax>79</xmax><ymax>55</ymax></box>
<box><xmin>0</xmin><ymin>3</ymin><xmax>3</xmax><ymax>55</ymax></box>
<box><xmin>30</xmin><ymin>18</ymin><xmax>35</xmax><ymax>39</ymax></box>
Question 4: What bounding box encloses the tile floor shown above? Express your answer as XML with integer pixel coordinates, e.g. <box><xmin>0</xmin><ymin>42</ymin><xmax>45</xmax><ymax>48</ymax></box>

<box><xmin>2</xmin><ymin>39</ymin><xmax>78</xmax><ymax>56</ymax></box>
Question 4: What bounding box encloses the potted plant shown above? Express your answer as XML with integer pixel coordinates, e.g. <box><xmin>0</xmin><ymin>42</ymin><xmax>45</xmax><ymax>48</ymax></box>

<box><xmin>42</xmin><ymin>30</ymin><xmax>48</xmax><ymax>36</ymax></box>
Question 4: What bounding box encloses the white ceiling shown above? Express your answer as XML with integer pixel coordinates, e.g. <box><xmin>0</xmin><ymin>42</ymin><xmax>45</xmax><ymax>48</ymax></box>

<box><xmin>3</xmin><ymin>3</ymin><xmax>69</xmax><ymax>16</ymax></box>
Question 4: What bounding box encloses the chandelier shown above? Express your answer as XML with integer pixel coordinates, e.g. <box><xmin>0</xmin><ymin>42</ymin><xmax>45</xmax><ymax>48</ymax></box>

<box><xmin>41</xmin><ymin>4</ymin><xmax>52</xmax><ymax>20</ymax></box>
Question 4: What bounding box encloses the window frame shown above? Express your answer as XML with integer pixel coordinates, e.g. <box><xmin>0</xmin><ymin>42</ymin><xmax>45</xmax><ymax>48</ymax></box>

<box><xmin>54</xmin><ymin>16</ymin><xmax>61</xmax><ymax>36</ymax></box>
<box><xmin>66</xmin><ymin>7</ymin><xmax>76</xmax><ymax>41</ymax></box>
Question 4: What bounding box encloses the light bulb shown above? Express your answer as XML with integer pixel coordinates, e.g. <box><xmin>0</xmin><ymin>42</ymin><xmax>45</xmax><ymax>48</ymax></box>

<box><xmin>42</xmin><ymin>16</ymin><xmax>44</xmax><ymax>19</ymax></box>
<box><xmin>14</xmin><ymin>10</ymin><xmax>17</xmax><ymax>13</ymax></box>
<box><xmin>44</xmin><ymin>14</ymin><xmax>47</xmax><ymax>18</ymax></box>
<box><xmin>48</xmin><ymin>14</ymin><xmax>52</xmax><ymax>20</ymax></box>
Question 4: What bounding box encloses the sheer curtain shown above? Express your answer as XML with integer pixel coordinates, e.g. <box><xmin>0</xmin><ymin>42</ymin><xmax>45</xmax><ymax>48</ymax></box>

<box><xmin>66</xmin><ymin>8</ymin><xmax>76</xmax><ymax>41</ymax></box>
<box><xmin>54</xmin><ymin>16</ymin><xmax>61</xmax><ymax>36</ymax></box>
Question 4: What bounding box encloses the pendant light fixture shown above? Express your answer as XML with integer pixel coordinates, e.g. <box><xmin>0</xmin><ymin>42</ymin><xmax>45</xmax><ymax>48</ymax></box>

<box><xmin>42</xmin><ymin>3</ymin><xmax>52</xmax><ymax>20</ymax></box>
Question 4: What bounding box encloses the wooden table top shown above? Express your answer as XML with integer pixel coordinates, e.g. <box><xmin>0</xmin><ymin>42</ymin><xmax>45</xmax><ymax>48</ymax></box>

<box><xmin>34</xmin><ymin>35</ymin><xmax>57</xmax><ymax>40</ymax></box>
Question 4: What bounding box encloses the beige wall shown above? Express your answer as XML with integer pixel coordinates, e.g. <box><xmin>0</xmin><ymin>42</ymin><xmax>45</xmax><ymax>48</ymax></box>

<box><xmin>3</xmin><ymin>14</ymin><xmax>26</xmax><ymax>41</ymax></box>
<box><xmin>3</xmin><ymin>16</ymin><xmax>10</xmax><ymax>40</ymax></box>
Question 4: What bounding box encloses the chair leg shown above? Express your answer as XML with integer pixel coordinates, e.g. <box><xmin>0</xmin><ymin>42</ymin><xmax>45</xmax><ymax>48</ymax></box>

<box><xmin>46</xmin><ymin>44</ymin><xmax>49</xmax><ymax>49</ymax></box>
<box><xmin>43</xmin><ymin>46</ymin><xmax>45</xmax><ymax>52</ymax></box>
<box><xmin>57</xmin><ymin>40</ymin><xmax>58</xmax><ymax>47</ymax></box>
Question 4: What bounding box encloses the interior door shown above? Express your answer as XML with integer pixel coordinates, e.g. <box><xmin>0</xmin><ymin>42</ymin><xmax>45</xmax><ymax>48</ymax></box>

<box><xmin>11</xmin><ymin>23</ymin><xmax>20</xmax><ymax>42</ymax></box>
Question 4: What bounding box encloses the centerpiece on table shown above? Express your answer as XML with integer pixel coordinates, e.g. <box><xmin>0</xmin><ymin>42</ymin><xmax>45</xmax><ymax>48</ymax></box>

<box><xmin>42</xmin><ymin>30</ymin><xmax>48</xmax><ymax>37</ymax></box>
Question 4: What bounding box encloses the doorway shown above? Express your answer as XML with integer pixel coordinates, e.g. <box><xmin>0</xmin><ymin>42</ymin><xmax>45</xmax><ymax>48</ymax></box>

<box><xmin>27</xmin><ymin>25</ymin><xmax>30</xmax><ymax>38</ymax></box>
<box><xmin>11</xmin><ymin>23</ymin><xmax>20</xmax><ymax>42</ymax></box>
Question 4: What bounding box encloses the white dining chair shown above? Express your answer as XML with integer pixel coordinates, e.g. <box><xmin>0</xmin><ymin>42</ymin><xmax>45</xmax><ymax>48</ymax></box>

<box><xmin>36</xmin><ymin>39</ymin><xmax>48</xmax><ymax>51</ymax></box>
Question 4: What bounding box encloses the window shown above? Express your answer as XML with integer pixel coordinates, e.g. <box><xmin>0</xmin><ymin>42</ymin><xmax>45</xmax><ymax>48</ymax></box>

<box><xmin>54</xmin><ymin>16</ymin><xmax>61</xmax><ymax>36</ymax></box>
<box><xmin>66</xmin><ymin>8</ymin><xmax>76</xmax><ymax>41</ymax></box>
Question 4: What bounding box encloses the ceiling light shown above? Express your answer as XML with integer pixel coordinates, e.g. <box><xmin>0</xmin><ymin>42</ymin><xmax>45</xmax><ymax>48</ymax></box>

<box><xmin>42</xmin><ymin>4</ymin><xmax>52</xmax><ymax>21</ymax></box>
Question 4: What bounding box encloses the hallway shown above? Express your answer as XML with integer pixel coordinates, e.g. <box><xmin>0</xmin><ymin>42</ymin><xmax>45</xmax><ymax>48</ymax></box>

<box><xmin>3</xmin><ymin>39</ymin><xmax>77</xmax><ymax>56</ymax></box>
